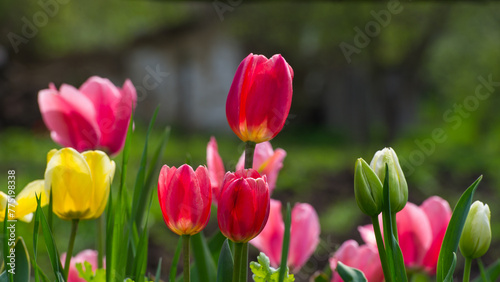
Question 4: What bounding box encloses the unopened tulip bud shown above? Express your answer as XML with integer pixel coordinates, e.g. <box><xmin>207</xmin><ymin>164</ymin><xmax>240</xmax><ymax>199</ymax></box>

<box><xmin>370</xmin><ymin>147</ymin><xmax>408</xmax><ymax>213</ymax></box>
<box><xmin>459</xmin><ymin>201</ymin><xmax>491</xmax><ymax>259</ymax></box>
<box><xmin>354</xmin><ymin>158</ymin><xmax>383</xmax><ymax>216</ymax></box>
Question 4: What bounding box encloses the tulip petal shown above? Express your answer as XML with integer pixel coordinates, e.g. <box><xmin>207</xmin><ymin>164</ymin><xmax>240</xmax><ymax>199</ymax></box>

<box><xmin>250</xmin><ymin>199</ymin><xmax>284</xmax><ymax>267</ymax></box>
<box><xmin>288</xmin><ymin>203</ymin><xmax>320</xmax><ymax>272</ymax></box>
<box><xmin>396</xmin><ymin>202</ymin><xmax>432</xmax><ymax>267</ymax></box>
<box><xmin>38</xmin><ymin>86</ymin><xmax>100</xmax><ymax>151</ymax></box>
<box><xmin>207</xmin><ymin>137</ymin><xmax>225</xmax><ymax>201</ymax></box>
<box><xmin>45</xmin><ymin>148</ymin><xmax>93</xmax><ymax>220</ymax></box>
<box><xmin>82</xmin><ymin>150</ymin><xmax>115</xmax><ymax>219</ymax></box>
<box><xmin>14</xmin><ymin>180</ymin><xmax>47</xmax><ymax>222</ymax></box>
<box><xmin>79</xmin><ymin>77</ymin><xmax>136</xmax><ymax>155</ymax></box>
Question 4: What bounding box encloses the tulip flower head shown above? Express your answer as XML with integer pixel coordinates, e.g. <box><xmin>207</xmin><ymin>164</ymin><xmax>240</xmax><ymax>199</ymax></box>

<box><xmin>251</xmin><ymin>199</ymin><xmax>320</xmax><ymax>273</ymax></box>
<box><xmin>218</xmin><ymin>169</ymin><xmax>270</xmax><ymax>243</ymax></box>
<box><xmin>370</xmin><ymin>147</ymin><xmax>408</xmax><ymax>213</ymax></box>
<box><xmin>330</xmin><ymin>240</ymin><xmax>384</xmax><ymax>282</ymax></box>
<box><xmin>61</xmin><ymin>250</ymin><xmax>105</xmax><ymax>282</ymax></box>
<box><xmin>459</xmin><ymin>201</ymin><xmax>491</xmax><ymax>259</ymax></box>
<box><xmin>45</xmin><ymin>148</ymin><xmax>115</xmax><ymax>220</ymax></box>
<box><xmin>358</xmin><ymin>196</ymin><xmax>452</xmax><ymax>274</ymax></box>
<box><xmin>157</xmin><ymin>164</ymin><xmax>212</xmax><ymax>236</ymax></box>
<box><xmin>38</xmin><ymin>76</ymin><xmax>137</xmax><ymax>155</ymax></box>
<box><xmin>236</xmin><ymin>141</ymin><xmax>286</xmax><ymax>194</ymax></box>
<box><xmin>0</xmin><ymin>180</ymin><xmax>48</xmax><ymax>222</ymax></box>
<box><xmin>226</xmin><ymin>53</ymin><xmax>293</xmax><ymax>143</ymax></box>
<box><xmin>354</xmin><ymin>158</ymin><xmax>383</xmax><ymax>217</ymax></box>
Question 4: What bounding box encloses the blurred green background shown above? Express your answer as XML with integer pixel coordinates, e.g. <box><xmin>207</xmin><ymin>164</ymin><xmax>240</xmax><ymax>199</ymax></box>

<box><xmin>1</xmin><ymin>1</ymin><xmax>500</xmax><ymax>281</ymax></box>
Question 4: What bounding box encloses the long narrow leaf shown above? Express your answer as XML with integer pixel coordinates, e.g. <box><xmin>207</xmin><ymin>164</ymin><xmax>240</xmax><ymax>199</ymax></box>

<box><xmin>208</xmin><ymin>231</ymin><xmax>226</xmax><ymax>263</ymax></box>
<box><xmin>191</xmin><ymin>232</ymin><xmax>217</xmax><ymax>282</ymax></box>
<box><xmin>154</xmin><ymin>257</ymin><xmax>162</xmax><ymax>282</ymax></box>
<box><xmin>443</xmin><ymin>253</ymin><xmax>456</xmax><ymax>282</ymax></box>
<box><xmin>169</xmin><ymin>238</ymin><xmax>182</xmax><ymax>282</ymax></box>
<box><xmin>136</xmin><ymin>126</ymin><xmax>170</xmax><ymax>228</ymax></box>
<box><xmin>436</xmin><ymin>176</ymin><xmax>482</xmax><ymax>281</ymax></box>
<box><xmin>33</xmin><ymin>193</ymin><xmax>41</xmax><ymax>282</ymax></box>
<box><xmin>13</xmin><ymin>238</ymin><xmax>30</xmax><ymax>282</ymax></box>
<box><xmin>474</xmin><ymin>258</ymin><xmax>500</xmax><ymax>282</ymax></box>
<box><xmin>216</xmin><ymin>239</ymin><xmax>233</xmax><ymax>282</ymax></box>
<box><xmin>381</xmin><ymin>166</ymin><xmax>396</xmax><ymax>281</ymax></box>
<box><xmin>130</xmin><ymin>107</ymin><xmax>159</xmax><ymax>235</ymax></box>
<box><xmin>36</xmin><ymin>196</ymin><xmax>64</xmax><ymax>280</ymax></box>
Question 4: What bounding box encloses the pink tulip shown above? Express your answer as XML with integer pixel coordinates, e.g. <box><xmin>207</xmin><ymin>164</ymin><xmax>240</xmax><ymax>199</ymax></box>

<box><xmin>250</xmin><ymin>199</ymin><xmax>320</xmax><ymax>273</ymax></box>
<box><xmin>330</xmin><ymin>240</ymin><xmax>384</xmax><ymax>282</ymax></box>
<box><xmin>38</xmin><ymin>76</ymin><xmax>137</xmax><ymax>155</ymax></box>
<box><xmin>60</xmin><ymin>250</ymin><xmax>105</xmax><ymax>282</ymax></box>
<box><xmin>358</xmin><ymin>196</ymin><xmax>452</xmax><ymax>274</ymax></box>
<box><xmin>206</xmin><ymin>136</ymin><xmax>226</xmax><ymax>202</ymax></box>
<box><xmin>236</xmin><ymin>141</ymin><xmax>286</xmax><ymax>193</ymax></box>
<box><xmin>226</xmin><ymin>54</ymin><xmax>293</xmax><ymax>143</ymax></box>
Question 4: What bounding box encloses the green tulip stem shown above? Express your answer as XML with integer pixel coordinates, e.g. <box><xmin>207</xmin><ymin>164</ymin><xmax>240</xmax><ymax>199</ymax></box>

<box><xmin>97</xmin><ymin>215</ymin><xmax>104</xmax><ymax>268</ymax></box>
<box><xmin>371</xmin><ymin>216</ymin><xmax>391</xmax><ymax>282</ymax></box>
<box><xmin>463</xmin><ymin>257</ymin><xmax>472</xmax><ymax>282</ymax></box>
<box><xmin>240</xmin><ymin>243</ymin><xmax>249</xmax><ymax>282</ymax></box>
<box><xmin>183</xmin><ymin>235</ymin><xmax>191</xmax><ymax>282</ymax></box>
<box><xmin>244</xmin><ymin>141</ymin><xmax>256</xmax><ymax>169</ymax></box>
<box><xmin>233</xmin><ymin>242</ymin><xmax>246</xmax><ymax>282</ymax></box>
<box><xmin>391</xmin><ymin>212</ymin><xmax>399</xmax><ymax>242</ymax></box>
<box><xmin>64</xmin><ymin>219</ymin><xmax>80</xmax><ymax>281</ymax></box>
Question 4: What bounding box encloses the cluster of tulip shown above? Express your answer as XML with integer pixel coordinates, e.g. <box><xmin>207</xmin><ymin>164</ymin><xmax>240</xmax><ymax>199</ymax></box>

<box><xmin>157</xmin><ymin>53</ymin><xmax>321</xmax><ymax>282</ymax></box>
<box><xmin>0</xmin><ymin>51</ymin><xmax>494</xmax><ymax>282</ymax></box>
<box><xmin>325</xmin><ymin>147</ymin><xmax>493</xmax><ymax>282</ymax></box>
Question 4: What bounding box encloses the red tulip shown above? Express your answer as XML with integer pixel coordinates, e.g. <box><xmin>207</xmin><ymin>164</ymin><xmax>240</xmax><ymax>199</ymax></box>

<box><xmin>38</xmin><ymin>76</ymin><xmax>136</xmax><ymax>155</ymax></box>
<box><xmin>250</xmin><ymin>199</ymin><xmax>320</xmax><ymax>273</ymax></box>
<box><xmin>217</xmin><ymin>169</ymin><xmax>270</xmax><ymax>243</ymax></box>
<box><xmin>329</xmin><ymin>240</ymin><xmax>384</xmax><ymax>282</ymax></box>
<box><xmin>157</xmin><ymin>164</ymin><xmax>211</xmax><ymax>236</ymax></box>
<box><xmin>226</xmin><ymin>54</ymin><xmax>293</xmax><ymax>143</ymax></box>
<box><xmin>236</xmin><ymin>141</ymin><xmax>286</xmax><ymax>193</ymax></box>
<box><xmin>206</xmin><ymin>136</ymin><xmax>225</xmax><ymax>202</ymax></box>
<box><xmin>60</xmin><ymin>250</ymin><xmax>105</xmax><ymax>282</ymax></box>
<box><xmin>358</xmin><ymin>196</ymin><xmax>452</xmax><ymax>274</ymax></box>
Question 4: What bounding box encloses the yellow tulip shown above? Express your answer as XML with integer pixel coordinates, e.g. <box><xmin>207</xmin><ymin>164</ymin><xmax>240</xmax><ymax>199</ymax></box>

<box><xmin>0</xmin><ymin>180</ymin><xmax>48</xmax><ymax>222</ymax></box>
<box><xmin>44</xmin><ymin>148</ymin><xmax>115</xmax><ymax>220</ymax></box>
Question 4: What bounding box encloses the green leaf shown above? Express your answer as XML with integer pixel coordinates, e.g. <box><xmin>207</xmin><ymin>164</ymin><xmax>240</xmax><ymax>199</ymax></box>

<box><xmin>250</xmin><ymin>252</ymin><xmax>294</xmax><ymax>282</ymax></box>
<box><xmin>191</xmin><ymin>232</ymin><xmax>217</xmax><ymax>282</ymax></box>
<box><xmin>35</xmin><ymin>195</ymin><xmax>64</xmax><ymax>280</ymax></box>
<box><xmin>137</xmin><ymin>126</ymin><xmax>170</xmax><ymax>228</ymax></box>
<box><xmin>278</xmin><ymin>203</ymin><xmax>292</xmax><ymax>282</ymax></box>
<box><xmin>13</xmin><ymin>238</ymin><xmax>30</xmax><ymax>282</ymax></box>
<box><xmin>130</xmin><ymin>107</ymin><xmax>159</xmax><ymax>235</ymax></box>
<box><xmin>473</xmin><ymin>258</ymin><xmax>500</xmax><ymax>282</ymax></box>
<box><xmin>336</xmin><ymin>262</ymin><xmax>367</xmax><ymax>282</ymax></box>
<box><xmin>436</xmin><ymin>175</ymin><xmax>482</xmax><ymax>282</ymax></box>
<box><xmin>154</xmin><ymin>257</ymin><xmax>162</xmax><ymax>282</ymax></box>
<box><xmin>381</xmin><ymin>165</ymin><xmax>407</xmax><ymax>282</ymax></box>
<box><xmin>0</xmin><ymin>272</ymin><xmax>8</xmax><ymax>282</ymax></box>
<box><xmin>216</xmin><ymin>239</ymin><xmax>233</xmax><ymax>282</ymax></box>
<box><xmin>76</xmin><ymin>262</ymin><xmax>106</xmax><ymax>282</ymax></box>
<box><xmin>169</xmin><ymin>238</ymin><xmax>182</xmax><ymax>282</ymax></box>
<box><xmin>443</xmin><ymin>253</ymin><xmax>456</xmax><ymax>282</ymax></box>
<box><xmin>208</xmin><ymin>231</ymin><xmax>226</xmax><ymax>264</ymax></box>
<box><xmin>33</xmin><ymin>194</ymin><xmax>41</xmax><ymax>282</ymax></box>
